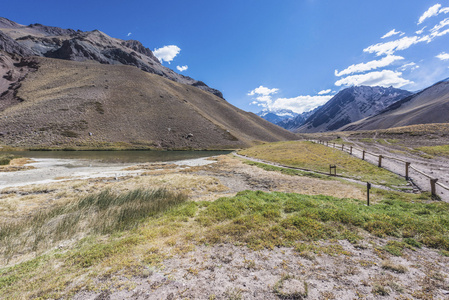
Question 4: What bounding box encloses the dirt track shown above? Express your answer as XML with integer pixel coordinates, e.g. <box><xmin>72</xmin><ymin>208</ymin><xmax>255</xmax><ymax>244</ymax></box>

<box><xmin>339</xmin><ymin>137</ymin><xmax>449</xmax><ymax>202</ymax></box>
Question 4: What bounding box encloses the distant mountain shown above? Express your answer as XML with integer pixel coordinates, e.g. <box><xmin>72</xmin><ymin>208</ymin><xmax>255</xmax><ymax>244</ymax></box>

<box><xmin>276</xmin><ymin>106</ymin><xmax>321</xmax><ymax>131</ymax></box>
<box><xmin>296</xmin><ymin>86</ymin><xmax>412</xmax><ymax>133</ymax></box>
<box><xmin>256</xmin><ymin>109</ymin><xmax>298</xmax><ymax>124</ymax></box>
<box><xmin>342</xmin><ymin>78</ymin><xmax>449</xmax><ymax>131</ymax></box>
<box><xmin>0</xmin><ymin>17</ymin><xmax>222</xmax><ymax>98</ymax></box>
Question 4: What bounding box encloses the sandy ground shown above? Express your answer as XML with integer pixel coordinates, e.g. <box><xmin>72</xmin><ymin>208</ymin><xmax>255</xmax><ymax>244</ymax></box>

<box><xmin>73</xmin><ymin>240</ymin><xmax>449</xmax><ymax>300</ymax></box>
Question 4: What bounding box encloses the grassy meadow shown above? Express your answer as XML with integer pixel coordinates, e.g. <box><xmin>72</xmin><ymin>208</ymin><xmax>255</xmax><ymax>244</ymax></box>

<box><xmin>1</xmin><ymin>188</ymin><xmax>448</xmax><ymax>298</ymax></box>
<box><xmin>239</xmin><ymin>141</ymin><xmax>408</xmax><ymax>187</ymax></box>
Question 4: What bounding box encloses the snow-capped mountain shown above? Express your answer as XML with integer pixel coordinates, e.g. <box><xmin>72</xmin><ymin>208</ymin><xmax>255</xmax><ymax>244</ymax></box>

<box><xmin>276</xmin><ymin>106</ymin><xmax>322</xmax><ymax>131</ymax></box>
<box><xmin>256</xmin><ymin>109</ymin><xmax>299</xmax><ymax>124</ymax></box>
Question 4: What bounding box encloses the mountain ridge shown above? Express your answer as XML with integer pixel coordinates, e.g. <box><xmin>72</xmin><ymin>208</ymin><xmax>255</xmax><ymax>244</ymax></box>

<box><xmin>0</xmin><ymin>17</ymin><xmax>223</xmax><ymax>98</ymax></box>
<box><xmin>296</xmin><ymin>86</ymin><xmax>412</xmax><ymax>133</ymax></box>
<box><xmin>342</xmin><ymin>79</ymin><xmax>449</xmax><ymax>131</ymax></box>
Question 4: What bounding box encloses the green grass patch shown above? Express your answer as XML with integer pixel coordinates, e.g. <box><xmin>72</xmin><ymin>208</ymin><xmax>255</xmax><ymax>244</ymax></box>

<box><xmin>416</xmin><ymin>145</ymin><xmax>449</xmax><ymax>157</ymax></box>
<box><xmin>244</xmin><ymin>160</ymin><xmax>329</xmax><ymax>180</ymax></box>
<box><xmin>0</xmin><ymin>154</ymin><xmax>16</xmax><ymax>165</ymax></box>
<box><xmin>2</xmin><ymin>189</ymin><xmax>448</xmax><ymax>298</ymax></box>
<box><xmin>239</xmin><ymin>141</ymin><xmax>407</xmax><ymax>187</ymax></box>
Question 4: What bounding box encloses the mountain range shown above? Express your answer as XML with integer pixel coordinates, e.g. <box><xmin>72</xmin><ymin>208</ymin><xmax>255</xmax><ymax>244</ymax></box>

<box><xmin>256</xmin><ymin>109</ymin><xmax>298</xmax><ymax>124</ymax></box>
<box><xmin>0</xmin><ymin>17</ymin><xmax>296</xmax><ymax>149</ymax></box>
<box><xmin>342</xmin><ymin>78</ymin><xmax>449</xmax><ymax>131</ymax></box>
<box><xmin>295</xmin><ymin>86</ymin><xmax>412</xmax><ymax>133</ymax></box>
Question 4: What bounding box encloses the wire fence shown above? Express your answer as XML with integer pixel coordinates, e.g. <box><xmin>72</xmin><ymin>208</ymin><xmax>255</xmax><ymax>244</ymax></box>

<box><xmin>310</xmin><ymin>139</ymin><xmax>449</xmax><ymax>197</ymax></box>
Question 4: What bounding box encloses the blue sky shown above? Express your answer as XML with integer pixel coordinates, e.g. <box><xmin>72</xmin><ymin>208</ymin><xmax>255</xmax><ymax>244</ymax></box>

<box><xmin>3</xmin><ymin>1</ymin><xmax>449</xmax><ymax>114</ymax></box>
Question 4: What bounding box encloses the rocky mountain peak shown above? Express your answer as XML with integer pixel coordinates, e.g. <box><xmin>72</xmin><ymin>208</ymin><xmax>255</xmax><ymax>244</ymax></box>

<box><xmin>295</xmin><ymin>85</ymin><xmax>412</xmax><ymax>133</ymax></box>
<box><xmin>0</xmin><ymin>17</ymin><xmax>223</xmax><ymax>98</ymax></box>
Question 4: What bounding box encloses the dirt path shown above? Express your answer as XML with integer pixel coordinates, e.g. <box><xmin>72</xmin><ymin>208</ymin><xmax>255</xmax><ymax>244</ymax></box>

<box><xmin>332</xmin><ymin>138</ymin><xmax>449</xmax><ymax>202</ymax></box>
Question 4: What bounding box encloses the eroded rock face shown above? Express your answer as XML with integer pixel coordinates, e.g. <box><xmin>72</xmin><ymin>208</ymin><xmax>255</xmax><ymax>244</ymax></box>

<box><xmin>0</xmin><ymin>17</ymin><xmax>223</xmax><ymax>98</ymax></box>
<box><xmin>0</xmin><ymin>53</ymin><xmax>38</xmax><ymax>112</ymax></box>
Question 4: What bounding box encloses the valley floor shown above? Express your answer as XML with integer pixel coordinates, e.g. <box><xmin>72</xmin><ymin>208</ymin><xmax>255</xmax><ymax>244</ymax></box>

<box><xmin>1</xmin><ymin>153</ymin><xmax>449</xmax><ymax>299</ymax></box>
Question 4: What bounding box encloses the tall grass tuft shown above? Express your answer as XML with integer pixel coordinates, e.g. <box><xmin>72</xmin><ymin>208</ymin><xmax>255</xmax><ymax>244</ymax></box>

<box><xmin>0</xmin><ymin>188</ymin><xmax>186</xmax><ymax>261</ymax></box>
<box><xmin>0</xmin><ymin>154</ymin><xmax>16</xmax><ymax>165</ymax></box>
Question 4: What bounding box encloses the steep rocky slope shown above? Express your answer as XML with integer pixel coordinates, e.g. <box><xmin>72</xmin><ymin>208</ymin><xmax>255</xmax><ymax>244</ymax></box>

<box><xmin>0</xmin><ymin>17</ymin><xmax>222</xmax><ymax>98</ymax></box>
<box><xmin>342</xmin><ymin>78</ymin><xmax>449</xmax><ymax>131</ymax></box>
<box><xmin>0</xmin><ymin>57</ymin><xmax>296</xmax><ymax>149</ymax></box>
<box><xmin>296</xmin><ymin>86</ymin><xmax>411</xmax><ymax>133</ymax></box>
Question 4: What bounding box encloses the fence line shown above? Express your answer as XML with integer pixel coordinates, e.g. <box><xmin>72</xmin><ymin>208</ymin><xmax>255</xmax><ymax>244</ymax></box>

<box><xmin>311</xmin><ymin>139</ymin><xmax>448</xmax><ymax>197</ymax></box>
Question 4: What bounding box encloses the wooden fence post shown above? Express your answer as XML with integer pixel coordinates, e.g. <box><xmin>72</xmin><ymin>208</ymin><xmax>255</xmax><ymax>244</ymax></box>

<box><xmin>367</xmin><ymin>182</ymin><xmax>371</xmax><ymax>206</ymax></box>
<box><xmin>430</xmin><ymin>178</ymin><xmax>438</xmax><ymax>197</ymax></box>
<box><xmin>362</xmin><ymin>150</ymin><xmax>365</xmax><ymax>160</ymax></box>
<box><xmin>333</xmin><ymin>143</ymin><xmax>335</xmax><ymax>148</ymax></box>
<box><xmin>405</xmin><ymin>162</ymin><xmax>410</xmax><ymax>180</ymax></box>
<box><xmin>350</xmin><ymin>146</ymin><xmax>353</xmax><ymax>155</ymax></box>
<box><xmin>341</xmin><ymin>144</ymin><xmax>344</xmax><ymax>151</ymax></box>
<box><xmin>326</xmin><ymin>141</ymin><xmax>329</xmax><ymax>146</ymax></box>
<box><xmin>378</xmin><ymin>155</ymin><xmax>383</xmax><ymax>167</ymax></box>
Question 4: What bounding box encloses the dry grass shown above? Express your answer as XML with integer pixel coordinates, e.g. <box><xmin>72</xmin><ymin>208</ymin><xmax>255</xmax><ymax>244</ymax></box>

<box><xmin>239</xmin><ymin>141</ymin><xmax>407</xmax><ymax>187</ymax></box>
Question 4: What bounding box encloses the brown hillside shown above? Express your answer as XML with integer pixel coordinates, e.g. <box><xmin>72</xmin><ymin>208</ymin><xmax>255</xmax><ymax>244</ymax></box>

<box><xmin>0</xmin><ymin>57</ymin><xmax>296</xmax><ymax>149</ymax></box>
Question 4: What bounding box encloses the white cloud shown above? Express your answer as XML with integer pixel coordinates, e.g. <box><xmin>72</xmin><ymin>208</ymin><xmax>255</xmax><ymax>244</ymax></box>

<box><xmin>153</xmin><ymin>45</ymin><xmax>181</xmax><ymax>64</ymax></box>
<box><xmin>318</xmin><ymin>89</ymin><xmax>332</xmax><ymax>95</ymax></box>
<box><xmin>176</xmin><ymin>65</ymin><xmax>188</xmax><ymax>72</ymax></box>
<box><xmin>399</xmin><ymin>62</ymin><xmax>419</xmax><ymax>71</ymax></box>
<box><xmin>335</xmin><ymin>55</ymin><xmax>404</xmax><ymax>76</ymax></box>
<box><xmin>363</xmin><ymin>35</ymin><xmax>431</xmax><ymax>56</ymax></box>
<box><xmin>440</xmin><ymin>7</ymin><xmax>449</xmax><ymax>14</ymax></box>
<box><xmin>381</xmin><ymin>29</ymin><xmax>404</xmax><ymax>39</ymax></box>
<box><xmin>418</xmin><ymin>4</ymin><xmax>442</xmax><ymax>24</ymax></box>
<box><xmin>270</xmin><ymin>95</ymin><xmax>332</xmax><ymax>114</ymax></box>
<box><xmin>247</xmin><ymin>86</ymin><xmax>279</xmax><ymax>97</ymax></box>
<box><xmin>247</xmin><ymin>86</ymin><xmax>279</xmax><ymax>109</ymax></box>
<box><xmin>335</xmin><ymin>70</ymin><xmax>413</xmax><ymax>88</ymax></box>
<box><xmin>248</xmin><ymin>86</ymin><xmax>331</xmax><ymax>113</ymax></box>
<box><xmin>430</xmin><ymin>18</ymin><xmax>449</xmax><ymax>36</ymax></box>
<box><xmin>416</xmin><ymin>26</ymin><xmax>427</xmax><ymax>34</ymax></box>
<box><xmin>436</xmin><ymin>52</ymin><xmax>449</xmax><ymax>60</ymax></box>
<box><xmin>127</xmin><ymin>32</ymin><xmax>132</xmax><ymax>37</ymax></box>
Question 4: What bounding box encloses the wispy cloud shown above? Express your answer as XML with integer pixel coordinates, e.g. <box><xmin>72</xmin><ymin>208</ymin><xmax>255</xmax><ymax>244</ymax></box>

<box><xmin>430</xmin><ymin>17</ymin><xmax>449</xmax><ymax>38</ymax></box>
<box><xmin>436</xmin><ymin>52</ymin><xmax>449</xmax><ymax>60</ymax></box>
<box><xmin>318</xmin><ymin>89</ymin><xmax>332</xmax><ymax>95</ymax></box>
<box><xmin>335</xmin><ymin>55</ymin><xmax>404</xmax><ymax>76</ymax></box>
<box><xmin>127</xmin><ymin>32</ymin><xmax>132</xmax><ymax>37</ymax></box>
<box><xmin>335</xmin><ymin>70</ymin><xmax>413</xmax><ymax>88</ymax></box>
<box><xmin>176</xmin><ymin>65</ymin><xmax>188</xmax><ymax>72</ymax></box>
<box><xmin>416</xmin><ymin>26</ymin><xmax>427</xmax><ymax>34</ymax></box>
<box><xmin>363</xmin><ymin>36</ymin><xmax>428</xmax><ymax>56</ymax></box>
<box><xmin>418</xmin><ymin>4</ymin><xmax>442</xmax><ymax>24</ymax></box>
<box><xmin>399</xmin><ymin>62</ymin><xmax>419</xmax><ymax>71</ymax></box>
<box><xmin>248</xmin><ymin>85</ymin><xmax>331</xmax><ymax>113</ymax></box>
<box><xmin>153</xmin><ymin>45</ymin><xmax>181</xmax><ymax>64</ymax></box>
<box><xmin>381</xmin><ymin>29</ymin><xmax>404</xmax><ymax>39</ymax></box>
